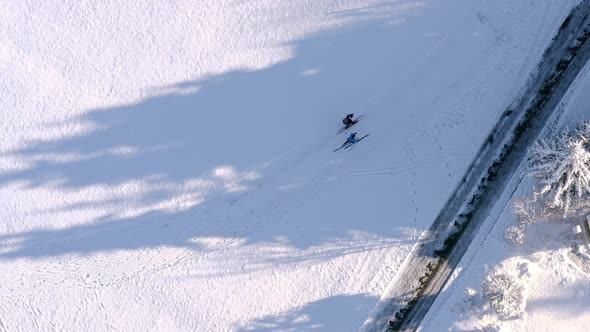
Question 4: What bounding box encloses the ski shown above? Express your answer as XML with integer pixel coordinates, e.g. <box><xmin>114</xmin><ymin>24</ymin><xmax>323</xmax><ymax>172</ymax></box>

<box><xmin>344</xmin><ymin>134</ymin><xmax>370</xmax><ymax>149</ymax></box>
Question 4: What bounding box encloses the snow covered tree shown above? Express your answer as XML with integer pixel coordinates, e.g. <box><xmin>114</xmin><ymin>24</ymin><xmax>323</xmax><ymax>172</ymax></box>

<box><xmin>479</xmin><ymin>322</ymin><xmax>501</xmax><ymax>332</ymax></box>
<box><xmin>527</xmin><ymin>122</ymin><xmax>590</xmax><ymax>213</ymax></box>
<box><xmin>511</xmin><ymin>198</ymin><xmax>538</xmax><ymax>224</ymax></box>
<box><xmin>455</xmin><ymin>287</ymin><xmax>478</xmax><ymax>314</ymax></box>
<box><xmin>482</xmin><ymin>271</ymin><xmax>528</xmax><ymax>319</ymax></box>
<box><xmin>505</xmin><ymin>224</ymin><xmax>525</xmax><ymax>246</ymax></box>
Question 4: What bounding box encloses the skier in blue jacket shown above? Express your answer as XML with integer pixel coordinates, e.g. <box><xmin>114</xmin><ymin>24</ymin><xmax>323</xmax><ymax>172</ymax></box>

<box><xmin>341</xmin><ymin>132</ymin><xmax>360</xmax><ymax>148</ymax></box>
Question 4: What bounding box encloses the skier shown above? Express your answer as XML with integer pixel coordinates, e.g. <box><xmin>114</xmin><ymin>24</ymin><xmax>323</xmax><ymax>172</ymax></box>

<box><xmin>341</xmin><ymin>132</ymin><xmax>360</xmax><ymax>148</ymax></box>
<box><xmin>333</xmin><ymin>132</ymin><xmax>369</xmax><ymax>152</ymax></box>
<box><xmin>342</xmin><ymin>113</ymin><xmax>358</xmax><ymax>129</ymax></box>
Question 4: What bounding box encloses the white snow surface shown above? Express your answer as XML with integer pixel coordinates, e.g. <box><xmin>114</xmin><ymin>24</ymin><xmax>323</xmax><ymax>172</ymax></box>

<box><xmin>420</xmin><ymin>47</ymin><xmax>590</xmax><ymax>331</ymax></box>
<box><xmin>0</xmin><ymin>1</ymin><xmax>580</xmax><ymax>331</ymax></box>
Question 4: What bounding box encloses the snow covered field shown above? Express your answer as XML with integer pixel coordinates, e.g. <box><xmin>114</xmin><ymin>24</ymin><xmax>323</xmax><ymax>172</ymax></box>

<box><xmin>0</xmin><ymin>0</ymin><xmax>581</xmax><ymax>331</ymax></box>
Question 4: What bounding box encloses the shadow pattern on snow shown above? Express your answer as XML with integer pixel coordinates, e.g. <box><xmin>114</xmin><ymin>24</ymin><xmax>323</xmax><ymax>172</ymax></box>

<box><xmin>236</xmin><ymin>294</ymin><xmax>379</xmax><ymax>332</ymax></box>
<box><xmin>0</xmin><ymin>4</ymin><xmax>430</xmax><ymax>260</ymax></box>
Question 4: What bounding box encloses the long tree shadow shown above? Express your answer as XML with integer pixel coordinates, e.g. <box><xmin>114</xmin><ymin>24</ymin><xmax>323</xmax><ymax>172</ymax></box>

<box><xmin>0</xmin><ymin>4</ymin><xmax>434</xmax><ymax>260</ymax></box>
<box><xmin>234</xmin><ymin>293</ymin><xmax>439</xmax><ymax>332</ymax></box>
<box><xmin>237</xmin><ymin>294</ymin><xmax>379</xmax><ymax>332</ymax></box>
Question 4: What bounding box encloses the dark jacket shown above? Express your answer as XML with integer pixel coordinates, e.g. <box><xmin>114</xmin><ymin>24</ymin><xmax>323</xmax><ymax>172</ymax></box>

<box><xmin>342</xmin><ymin>114</ymin><xmax>354</xmax><ymax>125</ymax></box>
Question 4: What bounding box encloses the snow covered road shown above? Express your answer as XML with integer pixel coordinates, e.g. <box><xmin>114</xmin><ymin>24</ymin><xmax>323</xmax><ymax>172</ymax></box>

<box><xmin>363</xmin><ymin>1</ymin><xmax>590</xmax><ymax>331</ymax></box>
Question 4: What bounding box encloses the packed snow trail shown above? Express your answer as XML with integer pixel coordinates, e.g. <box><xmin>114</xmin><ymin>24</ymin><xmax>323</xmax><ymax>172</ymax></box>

<box><xmin>362</xmin><ymin>1</ymin><xmax>590</xmax><ymax>331</ymax></box>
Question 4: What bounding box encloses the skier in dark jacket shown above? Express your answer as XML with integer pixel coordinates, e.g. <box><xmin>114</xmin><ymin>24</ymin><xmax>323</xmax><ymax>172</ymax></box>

<box><xmin>342</xmin><ymin>113</ymin><xmax>358</xmax><ymax>129</ymax></box>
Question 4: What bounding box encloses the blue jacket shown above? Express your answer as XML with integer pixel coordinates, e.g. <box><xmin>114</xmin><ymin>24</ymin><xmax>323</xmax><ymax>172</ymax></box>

<box><xmin>347</xmin><ymin>133</ymin><xmax>359</xmax><ymax>144</ymax></box>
